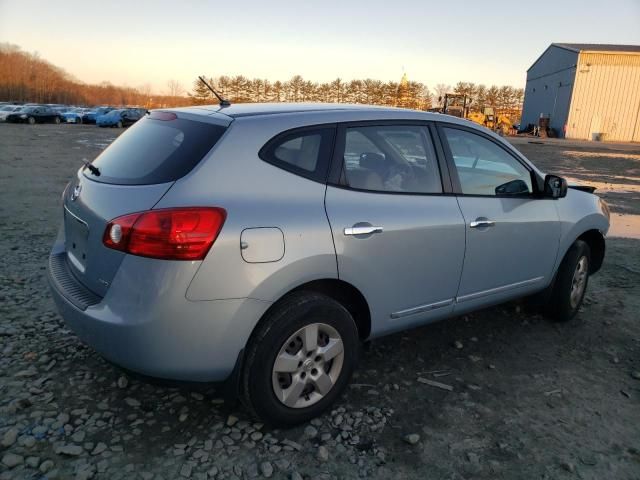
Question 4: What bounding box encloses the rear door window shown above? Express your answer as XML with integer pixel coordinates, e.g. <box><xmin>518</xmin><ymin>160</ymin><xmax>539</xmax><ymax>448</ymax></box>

<box><xmin>87</xmin><ymin>115</ymin><xmax>227</xmax><ymax>185</ymax></box>
<box><xmin>341</xmin><ymin>125</ymin><xmax>442</xmax><ymax>194</ymax></box>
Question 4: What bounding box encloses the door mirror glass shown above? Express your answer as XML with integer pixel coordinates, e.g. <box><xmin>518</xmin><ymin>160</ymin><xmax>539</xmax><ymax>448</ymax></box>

<box><xmin>495</xmin><ymin>179</ymin><xmax>530</xmax><ymax>195</ymax></box>
<box><xmin>544</xmin><ymin>174</ymin><xmax>568</xmax><ymax>198</ymax></box>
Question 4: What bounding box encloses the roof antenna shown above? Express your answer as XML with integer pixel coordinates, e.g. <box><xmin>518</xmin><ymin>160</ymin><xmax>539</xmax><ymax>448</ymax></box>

<box><xmin>198</xmin><ymin>75</ymin><xmax>230</xmax><ymax>107</ymax></box>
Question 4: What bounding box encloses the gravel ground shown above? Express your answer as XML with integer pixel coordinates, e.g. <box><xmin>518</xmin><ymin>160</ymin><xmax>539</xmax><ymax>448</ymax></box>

<box><xmin>0</xmin><ymin>124</ymin><xmax>639</xmax><ymax>480</ymax></box>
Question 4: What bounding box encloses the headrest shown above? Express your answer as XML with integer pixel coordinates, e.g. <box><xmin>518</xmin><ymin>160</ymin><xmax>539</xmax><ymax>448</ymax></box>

<box><xmin>359</xmin><ymin>152</ymin><xmax>386</xmax><ymax>172</ymax></box>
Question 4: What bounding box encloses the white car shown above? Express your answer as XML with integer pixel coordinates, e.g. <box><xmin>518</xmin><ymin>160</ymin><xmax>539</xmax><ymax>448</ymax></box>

<box><xmin>0</xmin><ymin>105</ymin><xmax>23</xmax><ymax>122</ymax></box>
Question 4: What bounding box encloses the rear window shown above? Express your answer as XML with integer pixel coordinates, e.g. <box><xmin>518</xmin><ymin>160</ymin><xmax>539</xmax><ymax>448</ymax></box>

<box><xmin>87</xmin><ymin>116</ymin><xmax>227</xmax><ymax>185</ymax></box>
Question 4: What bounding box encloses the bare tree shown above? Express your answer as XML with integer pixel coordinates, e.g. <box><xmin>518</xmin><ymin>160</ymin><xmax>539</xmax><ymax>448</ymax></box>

<box><xmin>433</xmin><ymin>83</ymin><xmax>451</xmax><ymax>107</ymax></box>
<box><xmin>166</xmin><ymin>79</ymin><xmax>185</xmax><ymax>106</ymax></box>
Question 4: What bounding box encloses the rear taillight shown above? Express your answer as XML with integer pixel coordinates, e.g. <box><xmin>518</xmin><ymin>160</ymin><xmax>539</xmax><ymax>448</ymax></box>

<box><xmin>103</xmin><ymin>207</ymin><xmax>226</xmax><ymax>260</ymax></box>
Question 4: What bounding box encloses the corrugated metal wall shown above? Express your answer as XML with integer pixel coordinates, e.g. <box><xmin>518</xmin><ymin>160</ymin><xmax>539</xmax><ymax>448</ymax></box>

<box><xmin>520</xmin><ymin>46</ymin><xmax>578</xmax><ymax>134</ymax></box>
<box><xmin>566</xmin><ymin>53</ymin><xmax>640</xmax><ymax>142</ymax></box>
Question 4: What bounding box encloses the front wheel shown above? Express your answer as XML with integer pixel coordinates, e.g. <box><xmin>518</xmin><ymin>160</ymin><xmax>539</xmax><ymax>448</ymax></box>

<box><xmin>54</xmin><ymin>116</ymin><xmax>61</xmax><ymax>124</ymax></box>
<box><xmin>116</xmin><ymin>120</ymin><xmax>123</xmax><ymax>128</ymax></box>
<box><xmin>547</xmin><ymin>240</ymin><xmax>591</xmax><ymax>322</ymax></box>
<box><xmin>27</xmin><ymin>116</ymin><xmax>36</xmax><ymax>125</ymax></box>
<box><xmin>241</xmin><ymin>292</ymin><xmax>359</xmax><ymax>426</ymax></box>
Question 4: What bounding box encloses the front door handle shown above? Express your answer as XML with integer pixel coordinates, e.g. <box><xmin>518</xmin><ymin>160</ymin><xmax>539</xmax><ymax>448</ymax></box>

<box><xmin>344</xmin><ymin>226</ymin><xmax>384</xmax><ymax>236</ymax></box>
<box><xmin>469</xmin><ymin>219</ymin><xmax>495</xmax><ymax>228</ymax></box>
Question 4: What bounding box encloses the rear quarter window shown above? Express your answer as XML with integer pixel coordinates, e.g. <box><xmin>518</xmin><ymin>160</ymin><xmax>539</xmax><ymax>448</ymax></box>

<box><xmin>259</xmin><ymin>127</ymin><xmax>335</xmax><ymax>182</ymax></box>
<box><xmin>87</xmin><ymin>116</ymin><xmax>227</xmax><ymax>185</ymax></box>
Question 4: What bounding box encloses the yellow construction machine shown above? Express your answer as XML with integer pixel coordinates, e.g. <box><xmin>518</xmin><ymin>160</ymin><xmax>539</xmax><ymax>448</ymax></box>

<box><xmin>467</xmin><ymin>107</ymin><xmax>514</xmax><ymax>135</ymax></box>
<box><xmin>439</xmin><ymin>94</ymin><xmax>514</xmax><ymax>134</ymax></box>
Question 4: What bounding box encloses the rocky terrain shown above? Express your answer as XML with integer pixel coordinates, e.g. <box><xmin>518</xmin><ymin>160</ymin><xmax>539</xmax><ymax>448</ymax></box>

<box><xmin>1</xmin><ymin>124</ymin><xmax>639</xmax><ymax>479</ymax></box>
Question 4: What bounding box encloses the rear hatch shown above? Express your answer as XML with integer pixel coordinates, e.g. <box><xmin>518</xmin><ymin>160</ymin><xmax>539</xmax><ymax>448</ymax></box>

<box><xmin>62</xmin><ymin>111</ymin><xmax>228</xmax><ymax>297</ymax></box>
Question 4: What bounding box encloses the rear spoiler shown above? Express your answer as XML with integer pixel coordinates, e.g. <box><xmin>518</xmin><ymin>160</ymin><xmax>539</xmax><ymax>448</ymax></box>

<box><xmin>568</xmin><ymin>185</ymin><xmax>597</xmax><ymax>194</ymax></box>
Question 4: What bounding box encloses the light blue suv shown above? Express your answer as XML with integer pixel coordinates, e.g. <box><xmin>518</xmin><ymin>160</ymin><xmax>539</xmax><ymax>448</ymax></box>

<box><xmin>48</xmin><ymin>103</ymin><xmax>609</xmax><ymax>425</ymax></box>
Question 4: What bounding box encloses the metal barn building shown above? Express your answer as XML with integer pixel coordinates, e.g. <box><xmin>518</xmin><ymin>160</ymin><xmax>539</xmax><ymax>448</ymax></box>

<box><xmin>520</xmin><ymin>43</ymin><xmax>640</xmax><ymax>142</ymax></box>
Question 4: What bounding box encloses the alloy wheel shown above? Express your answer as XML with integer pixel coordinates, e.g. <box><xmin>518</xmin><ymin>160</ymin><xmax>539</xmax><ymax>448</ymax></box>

<box><xmin>271</xmin><ymin>323</ymin><xmax>344</xmax><ymax>409</ymax></box>
<box><xmin>569</xmin><ymin>255</ymin><xmax>588</xmax><ymax>309</ymax></box>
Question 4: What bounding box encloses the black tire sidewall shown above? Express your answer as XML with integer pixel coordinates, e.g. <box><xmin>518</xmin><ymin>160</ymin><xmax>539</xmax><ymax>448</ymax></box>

<box><xmin>28</xmin><ymin>117</ymin><xmax>35</xmax><ymax>125</ymax></box>
<box><xmin>550</xmin><ymin>240</ymin><xmax>591</xmax><ymax>321</ymax></box>
<box><xmin>244</xmin><ymin>293</ymin><xmax>359</xmax><ymax>426</ymax></box>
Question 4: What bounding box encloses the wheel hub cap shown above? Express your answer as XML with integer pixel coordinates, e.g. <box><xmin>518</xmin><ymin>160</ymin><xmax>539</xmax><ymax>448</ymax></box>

<box><xmin>271</xmin><ymin>322</ymin><xmax>344</xmax><ymax>409</ymax></box>
<box><xmin>570</xmin><ymin>255</ymin><xmax>589</xmax><ymax>309</ymax></box>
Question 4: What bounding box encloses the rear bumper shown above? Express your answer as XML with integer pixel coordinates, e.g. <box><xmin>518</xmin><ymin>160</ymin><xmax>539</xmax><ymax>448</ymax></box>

<box><xmin>47</xmin><ymin>245</ymin><xmax>271</xmax><ymax>382</ymax></box>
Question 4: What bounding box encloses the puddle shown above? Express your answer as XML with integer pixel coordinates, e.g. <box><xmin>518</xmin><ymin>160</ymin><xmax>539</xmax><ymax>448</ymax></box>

<box><xmin>562</xmin><ymin>150</ymin><xmax>640</xmax><ymax>161</ymax></box>
<box><xmin>566</xmin><ymin>176</ymin><xmax>640</xmax><ymax>194</ymax></box>
<box><xmin>75</xmin><ymin>138</ymin><xmax>112</xmax><ymax>150</ymax></box>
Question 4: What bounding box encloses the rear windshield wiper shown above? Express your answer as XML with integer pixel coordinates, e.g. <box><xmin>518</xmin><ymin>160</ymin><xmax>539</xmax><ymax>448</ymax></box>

<box><xmin>84</xmin><ymin>161</ymin><xmax>101</xmax><ymax>176</ymax></box>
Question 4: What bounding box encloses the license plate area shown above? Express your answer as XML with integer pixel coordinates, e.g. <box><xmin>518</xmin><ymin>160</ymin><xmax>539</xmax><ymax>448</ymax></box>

<box><xmin>64</xmin><ymin>206</ymin><xmax>90</xmax><ymax>274</ymax></box>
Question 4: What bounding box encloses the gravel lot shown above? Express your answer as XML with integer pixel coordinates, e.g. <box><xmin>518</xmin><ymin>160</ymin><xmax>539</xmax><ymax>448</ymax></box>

<box><xmin>1</xmin><ymin>124</ymin><xmax>639</xmax><ymax>480</ymax></box>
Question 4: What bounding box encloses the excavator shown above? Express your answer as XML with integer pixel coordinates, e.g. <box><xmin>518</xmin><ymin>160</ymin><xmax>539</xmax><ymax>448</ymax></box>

<box><xmin>440</xmin><ymin>93</ymin><xmax>514</xmax><ymax>135</ymax></box>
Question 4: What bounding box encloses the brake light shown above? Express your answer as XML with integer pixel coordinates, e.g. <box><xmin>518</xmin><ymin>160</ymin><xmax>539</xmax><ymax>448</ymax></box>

<box><xmin>103</xmin><ymin>207</ymin><xmax>226</xmax><ymax>260</ymax></box>
<box><xmin>149</xmin><ymin>111</ymin><xmax>177</xmax><ymax>121</ymax></box>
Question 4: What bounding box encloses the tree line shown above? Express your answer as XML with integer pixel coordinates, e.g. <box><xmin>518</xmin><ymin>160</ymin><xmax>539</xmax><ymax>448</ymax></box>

<box><xmin>0</xmin><ymin>43</ymin><xmax>185</xmax><ymax>107</ymax></box>
<box><xmin>191</xmin><ymin>76</ymin><xmax>524</xmax><ymax>115</ymax></box>
<box><xmin>190</xmin><ymin>75</ymin><xmax>434</xmax><ymax>110</ymax></box>
<box><xmin>0</xmin><ymin>43</ymin><xmax>524</xmax><ymax>116</ymax></box>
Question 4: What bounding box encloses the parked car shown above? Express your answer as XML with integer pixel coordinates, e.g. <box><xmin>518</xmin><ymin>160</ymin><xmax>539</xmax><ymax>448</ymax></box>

<box><xmin>96</xmin><ymin>108</ymin><xmax>145</xmax><ymax>128</ymax></box>
<box><xmin>0</xmin><ymin>105</ymin><xmax>23</xmax><ymax>122</ymax></box>
<box><xmin>6</xmin><ymin>105</ymin><xmax>62</xmax><ymax>124</ymax></box>
<box><xmin>81</xmin><ymin>107</ymin><xmax>114</xmax><ymax>124</ymax></box>
<box><xmin>48</xmin><ymin>104</ymin><xmax>609</xmax><ymax>426</ymax></box>
<box><xmin>62</xmin><ymin>108</ymin><xmax>89</xmax><ymax>124</ymax></box>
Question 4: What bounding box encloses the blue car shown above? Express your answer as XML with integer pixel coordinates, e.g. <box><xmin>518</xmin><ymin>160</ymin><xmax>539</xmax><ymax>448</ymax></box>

<box><xmin>62</xmin><ymin>108</ymin><xmax>89</xmax><ymax>124</ymax></box>
<box><xmin>96</xmin><ymin>108</ymin><xmax>145</xmax><ymax>128</ymax></box>
<box><xmin>82</xmin><ymin>107</ymin><xmax>114</xmax><ymax>124</ymax></box>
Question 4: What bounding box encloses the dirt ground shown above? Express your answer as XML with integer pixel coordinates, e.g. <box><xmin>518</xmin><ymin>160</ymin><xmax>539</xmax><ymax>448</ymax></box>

<box><xmin>0</xmin><ymin>124</ymin><xmax>639</xmax><ymax>480</ymax></box>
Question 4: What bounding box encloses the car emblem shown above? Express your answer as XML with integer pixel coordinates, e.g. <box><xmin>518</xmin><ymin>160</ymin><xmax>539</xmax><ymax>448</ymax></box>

<box><xmin>71</xmin><ymin>184</ymin><xmax>82</xmax><ymax>201</ymax></box>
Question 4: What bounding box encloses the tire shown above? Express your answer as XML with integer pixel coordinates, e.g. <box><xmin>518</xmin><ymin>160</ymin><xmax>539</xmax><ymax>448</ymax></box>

<box><xmin>27</xmin><ymin>116</ymin><xmax>36</xmax><ymax>125</ymax></box>
<box><xmin>116</xmin><ymin>121</ymin><xmax>123</xmax><ymax>128</ymax></box>
<box><xmin>547</xmin><ymin>240</ymin><xmax>591</xmax><ymax>322</ymax></box>
<box><xmin>54</xmin><ymin>116</ymin><xmax>61</xmax><ymax>124</ymax></box>
<box><xmin>240</xmin><ymin>291</ymin><xmax>359</xmax><ymax>426</ymax></box>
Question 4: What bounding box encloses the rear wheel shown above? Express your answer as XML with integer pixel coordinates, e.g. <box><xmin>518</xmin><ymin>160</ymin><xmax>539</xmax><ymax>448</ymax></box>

<box><xmin>116</xmin><ymin>120</ymin><xmax>123</xmax><ymax>128</ymax></box>
<box><xmin>54</xmin><ymin>116</ymin><xmax>61</xmax><ymax>124</ymax></box>
<box><xmin>241</xmin><ymin>292</ymin><xmax>359</xmax><ymax>426</ymax></box>
<box><xmin>547</xmin><ymin>240</ymin><xmax>591</xmax><ymax>322</ymax></box>
<box><xmin>27</xmin><ymin>116</ymin><xmax>36</xmax><ymax>125</ymax></box>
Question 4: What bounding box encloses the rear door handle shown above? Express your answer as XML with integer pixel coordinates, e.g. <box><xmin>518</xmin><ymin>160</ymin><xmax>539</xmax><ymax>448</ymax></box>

<box><xmin>469</xmin><ymin>219</ymin><xmax>495</xmax><ymax>228</ymax></box>
<box><xmin>344</xmin><ymin>226</ymin><xmax>384</xmax><ymax>236</ymax></box>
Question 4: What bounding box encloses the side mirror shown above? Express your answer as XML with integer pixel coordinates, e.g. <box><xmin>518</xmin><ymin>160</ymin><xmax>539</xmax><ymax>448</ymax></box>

<box><xmin>544</xmin><ymin>174</ymin><xmax>568</xmax><ymax>198</ymax></box>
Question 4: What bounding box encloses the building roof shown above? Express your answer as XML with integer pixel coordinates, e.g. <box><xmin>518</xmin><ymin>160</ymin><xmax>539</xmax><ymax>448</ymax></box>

<box><xmin>527</xmin><ymin>43</ymin><xmax>640</xmax><ymax>72</ymax></box>
<box><xmin>552</xmin><ymin>43</ymin><xmax>640</xmax><ymax>53</ymax></box>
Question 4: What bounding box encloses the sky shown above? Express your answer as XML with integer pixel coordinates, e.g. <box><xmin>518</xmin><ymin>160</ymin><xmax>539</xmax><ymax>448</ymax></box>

<box><xmin>1</xmin><ymin>0</ymin><xmax>639</xmax><ymax>95</ymax></box>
